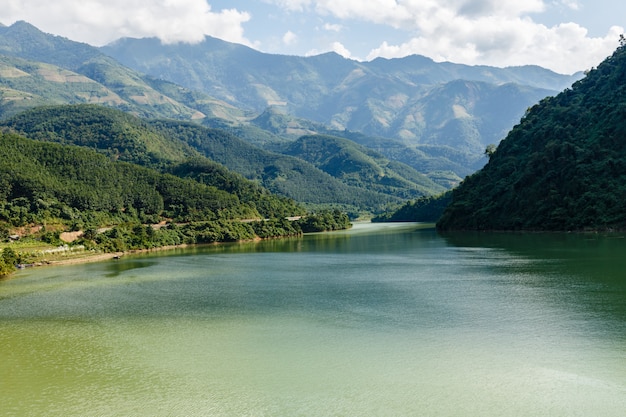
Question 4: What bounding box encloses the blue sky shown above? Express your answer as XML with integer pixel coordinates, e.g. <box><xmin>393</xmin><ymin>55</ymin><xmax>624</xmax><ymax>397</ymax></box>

<box><xmin>1</xmin><ymin>0</ymin><xmax>624</xmax><ymax>74</ymax></box>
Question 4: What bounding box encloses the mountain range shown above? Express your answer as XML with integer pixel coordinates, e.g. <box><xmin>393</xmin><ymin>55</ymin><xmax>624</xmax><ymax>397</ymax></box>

<box><xmin>0</xmin><ymin>20</ymin><xmax>584</xmax><ymax>211</ymax></box>
<box><xmin>102</xmin><ymin>33</ymin><xmax>581</xmax><ymax>171</ymax></box>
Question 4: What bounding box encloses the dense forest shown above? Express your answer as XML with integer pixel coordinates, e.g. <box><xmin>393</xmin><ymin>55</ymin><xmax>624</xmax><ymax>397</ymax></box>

<box><xmin>0</xmin><ymin>131</ymin><xmax>262</xmax><ymax>226</ymax></box>
<box><xmin>0</xmin><ymin>105</ymin><xmax>305</xmax><ymax>219</ymax></box>
<box><xmin>437</xmin><ymin>40</ymin><xmax>626</xmax><ymax>231</ymax></box>
<box><xmin>148</xmin><ymin>119</ymin><xmax>401</xmax><ymax>212</ymax></box>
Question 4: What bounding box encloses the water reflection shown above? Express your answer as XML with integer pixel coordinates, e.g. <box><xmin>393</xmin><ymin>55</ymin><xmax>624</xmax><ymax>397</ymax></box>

<box><xmin>104</xmin><ymin>260</ymin><xmax>158</xmax><ymax>278</ymax></box>
<box><xmin>440</xmin><ymin>230</ymin><xmax>626</xmax><ymax>336</ymax></box>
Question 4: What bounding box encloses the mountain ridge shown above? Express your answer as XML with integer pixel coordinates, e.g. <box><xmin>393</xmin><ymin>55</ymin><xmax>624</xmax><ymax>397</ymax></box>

<box><xmin>101</xmin><ymin>31</ymin><xmax>581</xmax><ymax>175</ymax></box>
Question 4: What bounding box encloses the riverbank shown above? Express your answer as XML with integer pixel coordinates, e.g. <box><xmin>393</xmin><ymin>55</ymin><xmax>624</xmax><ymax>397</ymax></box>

<box><xmin>1</xmin><ymin>210</ymin><xmax>353</xmax><ymax>278</ymax></box>
<box><xmin>2</xmin><ymin>243</ymin><xmax>194</xmax><ymax>278</ymax></box>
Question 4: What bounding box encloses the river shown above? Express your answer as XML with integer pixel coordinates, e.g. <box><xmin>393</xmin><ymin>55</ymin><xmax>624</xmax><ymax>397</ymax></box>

<box><xmin>1</xmin><ymin>222</ymin><xmax>625</xmax><ymax>416</ymax></box>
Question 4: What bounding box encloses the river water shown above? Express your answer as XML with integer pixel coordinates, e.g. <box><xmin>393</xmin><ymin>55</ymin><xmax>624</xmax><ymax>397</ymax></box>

<box><xmin>1</xmin><ymin>222</ymin><xmax>625</xmax><ymax>416</ymax></box>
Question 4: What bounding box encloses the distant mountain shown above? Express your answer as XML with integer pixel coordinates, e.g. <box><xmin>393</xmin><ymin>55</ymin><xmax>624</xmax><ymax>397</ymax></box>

<box><xmin>437</xmin><ymin>42</ymin><xmax>626</xmax><ymax>231</ymax></box>
<box><xmin>0</xmin><ymin>21</ymin><xmax>245</xmax><ymax>121</ymax></box>
<box><xmin>102</xmin><ymin>34</ymin><xmax>581</xmax><ymax>173</ymax></box>
<box><xmin>0</xmin><ymin>21</ymin><xmax>589</xmax><ymax>193</ymax></box>
<box><xmin>0</xmin><ymin>21</ymin><xmax>465</xmax><ymax>184</ymax></box>
<box><xmin>147</xmin><ymin>119</ymin><xmax>409</xmax><ymax>212</ymax></box>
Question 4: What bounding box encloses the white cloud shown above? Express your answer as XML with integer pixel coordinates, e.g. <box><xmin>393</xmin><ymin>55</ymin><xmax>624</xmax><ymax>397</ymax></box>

<box><xmin>268</xmin><ymin>0</ymin><xmax>622</xmax><ymax>73</ymax></box>
<box><xmin>331</xmin><ymin>41</ymin><xmax>352</xmax><ymax>58</ymax></box>
<box><xmin>557</xmin><ymin>0</ymin><xmax>581</xmax><ymax>11</ymax></box>
<box><xmin>283</xmin><ymin>30</ymin><xmax>298</xmax><ymax>45</ymax></box>
<box><xmin>366</xmin><ymin>17</ymin><xmax>622</xmax><ymax>74</ymax></box>
<box><xmin>266</xmin><ymin>0</ymin><xmax>313</xmax><ymax>13</ymax></box>
<box><xmin>323</xmin><ymin>23</ymin><xmax>343</xmax><ymax>32</ymax></box>
<box><xmin>0</xmin><ymin>0</ymin><xmax>252</xmax><ymax>46</ymax></box>
<box><xmin>306</xmin><ymin>41</ymin><xmax>352</xmax><ymax>58</ymax></box>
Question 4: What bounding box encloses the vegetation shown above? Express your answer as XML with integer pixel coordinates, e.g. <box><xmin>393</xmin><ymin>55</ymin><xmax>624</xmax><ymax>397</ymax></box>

<box><xmin>1</xmin><ymin>104</ymin><xmax>195</xmax><ymax>166</ymax></box>
<box><xmin>0</xmin><ymin>105</ymin><xmax>305</xmax><ymax>219</ymax></box>
<box><xmin>437</xmin><ymin>41</ymin><xmax>626</xmax><ymax>231</ymax></box>
<box><xmin>284</xmin><ymin>134</ymin><xmax>446</xmax><ymax>198</ymax></box>
<box><xmin>0</xmin><ymin>126</ymin><xmax>350</xmax><ymax>276</ymax></box>
<box><xmin>1</xmin><ymin>104</ymin><xmax>405</xmax><ymax>214</ymax></box>
<box><xmin>0</xmin><ymin>132</ymin><xmax>262</xmax><ymax>227</ymax></box>
<box><xmin>372</xmin><ymin>191</ymin><xmax>452</xmax><ymax>223</ymax></box>
<box><xmin>0</xmin><ymin>247</ymin><xmax>19</xmax><ymax>276</ymax></box>
<box><xmin>149</xmin><ymin>119</ymin><xmax>401</xmax><ymax>212</ymax></box>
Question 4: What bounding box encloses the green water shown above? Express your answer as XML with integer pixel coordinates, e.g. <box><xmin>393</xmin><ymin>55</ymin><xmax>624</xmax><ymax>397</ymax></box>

<box><xmin>1</xmin><ymin>223</ymin><xmax>625</xmax><ymax>416</ymax></box>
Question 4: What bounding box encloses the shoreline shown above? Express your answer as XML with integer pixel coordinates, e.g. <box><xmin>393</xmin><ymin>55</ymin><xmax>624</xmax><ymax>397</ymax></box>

<box><xmin>4</xmin><ymin>221</ymin><xmax>354</xmax><ymax>277</ymax></box>
<box><xmin>11</xmin><ymin>244</ymin><xmax>193</xmax><ymax>273</ymax></box>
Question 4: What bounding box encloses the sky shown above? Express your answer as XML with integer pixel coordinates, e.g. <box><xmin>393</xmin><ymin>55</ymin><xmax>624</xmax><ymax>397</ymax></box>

<box><xmin>1</xmin><ymin>0</ymin><xmax>624</xmax><ymax>74</ymax></box>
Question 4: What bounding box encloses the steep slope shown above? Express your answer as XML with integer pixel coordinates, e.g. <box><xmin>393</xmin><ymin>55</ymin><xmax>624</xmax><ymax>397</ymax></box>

<box><xmin>0</xmin><ymin>104</ymin><xmax>400</xmax><ymax>212</ymax></box>
<box><xmin>437</xmin><ymin>42</ymin><xmax>626</xmax><ymax>231</ymax></box>
<box><xmin>1</xmin><ymin>104</ymin><xmax>196</xmax><ymax>166</ymax></box>
<box><xmin>0</xmin><ymin>132</ymin><xmax>260</xmax><ymax>225</ymax></box>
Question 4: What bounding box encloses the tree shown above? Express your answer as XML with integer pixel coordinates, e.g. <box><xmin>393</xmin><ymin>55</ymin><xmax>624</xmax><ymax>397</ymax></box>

<box><xmin>1</xmin><ymin>247</ymin><xmax>19</xmax><ymax>275</ymax></box>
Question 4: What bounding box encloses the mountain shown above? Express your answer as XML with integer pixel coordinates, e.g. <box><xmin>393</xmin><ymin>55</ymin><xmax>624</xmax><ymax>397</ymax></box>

<box><xmin>1</xmin><ymin>104</ymin><xmax>416</xmax><ymax>213</ymax></box>
<box><xmin>0</xmin><ymin>21</ymin><xmax>246</xmax><ymax>121</ymax></box>
<box><xmin>0</xmin><ymin>104</ymin><xmax>196</xmax><ymax>166</ymax></box>
<box><xmin>0</xmin><ymin>105</ymin><xmax>305</xmax><ymax>220</ymax></box>
<box><xmin>1</xmin><ymin>21</ymin><xmax>579</xmax><ymax>182</ymax></box>
<box><xmin>0</xmin><ymin>131</ymin><xmax>262</xmax><ymax>226</ymax></box>
<box><xmin>102</xmin><ymin>34</ymin><xmax>581</xmax><ymax>174</ymax></box>
<box><xmin>0</xmin><ymin>21</ymin><xmax>465</xmax><ymax>185</ymax></box>
<box><xmin>437</xmin><ymin>42</ymin><xmax>626</xmax><ymax>231</ymax></box>
<box><xmin>147</xmin><ymin>119</ymin><xmax>406</xmax><ymax>212</ymax></box>
<box><xmin>284</xmin><ymin>134</ymin><xmax>446</xmax><ymax>198</ymax></box>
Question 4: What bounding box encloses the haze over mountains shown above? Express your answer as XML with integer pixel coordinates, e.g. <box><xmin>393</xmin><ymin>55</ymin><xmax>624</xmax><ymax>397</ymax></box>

<box><xmin>0</xmin><ymin>21</ymin><xmax>584</xmax><ymax>210</ymax></box>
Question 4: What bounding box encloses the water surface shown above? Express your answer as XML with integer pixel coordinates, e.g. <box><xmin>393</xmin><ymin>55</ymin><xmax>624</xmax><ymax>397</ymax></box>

<box><xmin>1</xmin><ymin>223</ymin><xmax>625</xmax><ymax>416</ymax></box>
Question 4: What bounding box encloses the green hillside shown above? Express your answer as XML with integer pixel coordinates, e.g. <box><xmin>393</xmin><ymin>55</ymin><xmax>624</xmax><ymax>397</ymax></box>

<box><xmin>284</xmin><ymin>134</ymin><xmax>445</xmax><ymax>198</ymax></box>
<box><xmin>437</xmin><ymin>40</ymin><xmax>626</xmax><ymax>231</ymax></box>
<box><xmin>1</xmin><ymin>104</ymin><xmax>195</xmax><ymax>166</ymax></box>
<box><xmin>373</xmin><ymin>192</ymin><xmax>452</xmax><ymax>223</ymax></box>
<box><xmin>148</xmin><ymin>119</ymin><xmax>400</xmax><ymax>212</ymax></box>
<box><xmin>2</xmin><ymin>104</ymin><xmax>399</xmax><ymax>213</ymax></box>
<box><xmin>0</xmin><ymin>131</ymin><xmax>349</xmax><ymax>275</ymax></box>
<box><xmin>0</xmin><ymin>105</ymin><xmax>304</xmax><ymax>219</ymax></box>
<box><xmin>0</xmin><ymin>132</ymin><xmax>259</xmax><ymax>226</ymax></box>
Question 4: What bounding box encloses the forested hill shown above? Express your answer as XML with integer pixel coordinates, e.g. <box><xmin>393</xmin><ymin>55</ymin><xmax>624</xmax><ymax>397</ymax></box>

<box><xmin>0</xmin><ymin>105</ymin><xmax>304</xmax><ymax>220</ymax></box>
<box><xmin>437</xmin><ymin>40</ymin><xmax>626</xmax><ymax>231</ymax></box>
<box><xmin>1</xmin><ymin>105</ymin><xmax>404</xmax><ymax>213</ymax></box>
<box><xmin>0</xmin><ymin>132</ymin><xmax>262</xmax><ymax>226</ymax></box>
